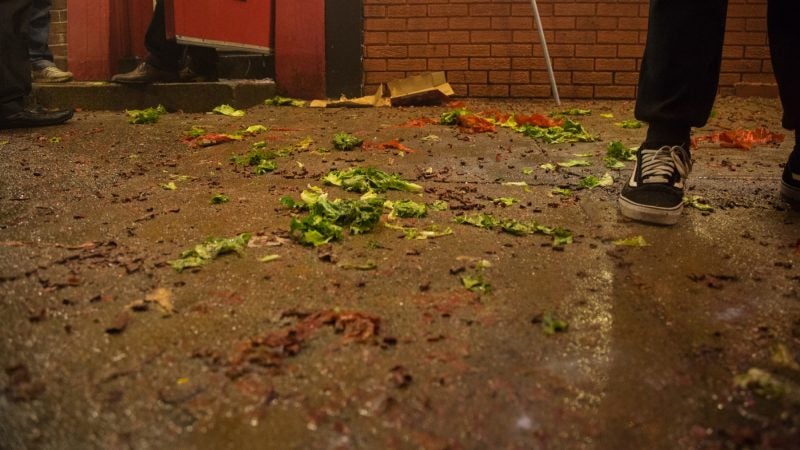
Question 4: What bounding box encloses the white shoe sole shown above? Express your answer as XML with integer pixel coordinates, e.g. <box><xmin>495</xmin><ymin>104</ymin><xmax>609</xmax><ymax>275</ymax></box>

<box><xmin>618</xmin><ymin>196</ymin><xmax>683</xmax><ymax>225</ymax></box>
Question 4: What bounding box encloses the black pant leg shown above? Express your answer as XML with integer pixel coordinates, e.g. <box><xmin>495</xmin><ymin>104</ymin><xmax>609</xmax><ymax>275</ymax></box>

<box><xmin>635</xmin><ymin>0</ymin><xmax>729</xmax><ymax>129</ymax></box>
<box><xmin>144</xmin><ymin>0</ymin><xmax>181</xmax><ymax>72</ymax></box>
<box><xmin>0</xmin><ymin>0</ymin><xmax>33</xmax><ymax>112</ymax></box>
<box><xmin>768</xmin><ymin>0</ymin><xmax>800</xmax><ymax>130</ymax></box>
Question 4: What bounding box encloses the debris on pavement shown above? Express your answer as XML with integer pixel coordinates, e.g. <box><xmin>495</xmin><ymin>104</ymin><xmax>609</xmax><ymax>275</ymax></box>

<box><xmin>322</xmin><ymin>167</ymin><xmax>423</xmax><ymax>193</ymax></box>
<box><xmin>264</xmin><ymin>96</ymin><xmax>306</xmax><ymax>107</ymax></box>
<box><xmin>211</xmin><ymin>104</ymin><xmax>245</xmax><ymax>117</ymax></box>
<box><xmin>612</xmin><ymin>236</ymin><xmax>648</xmax><ymax>247</ymax></box>
<box><xmin>126</xmin><ymin>104</ymin><xmax>166</xmax><ymax>124</ymax></box>
<box><xmin>615</xmin><ymin>119</ymin><xmax>642</xmax><ymax>129</ymax></box>
<box><xmin>692</xmin><ymin>128</ymin><xmax>785</xmax><ymax>150</ymax></box>
<box><xmin>168</xmin><ymin>233</ymin><xmax>252</xmax><ymax>272</ymax></box>
<box><xmin>332</xmin><ymin>132</ymin><xmax>364</xmax><ymax>151</ymax></box>
<box><xmin>684</xmin><ymin>196</ymin><xmax>714</xmax><ymax>212</ymax></box>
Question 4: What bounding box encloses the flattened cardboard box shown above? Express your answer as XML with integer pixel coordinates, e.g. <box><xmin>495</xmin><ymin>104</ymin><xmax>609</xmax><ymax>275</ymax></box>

<box><xmin>310</xmin><ymin>72</ymin><xmax>454</xmax><ymax>108</ymax></box>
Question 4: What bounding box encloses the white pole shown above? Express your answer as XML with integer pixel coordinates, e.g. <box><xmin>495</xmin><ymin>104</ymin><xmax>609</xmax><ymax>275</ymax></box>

<box><xmin>530</xmin><ymin>0</ymin><xmax>561</xmax><ymax>106</ymax></box>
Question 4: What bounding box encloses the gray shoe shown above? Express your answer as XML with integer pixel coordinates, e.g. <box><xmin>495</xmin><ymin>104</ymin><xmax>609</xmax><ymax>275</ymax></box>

<box><xmin>111</xmin><ymin>62</ymin><xmax>178</xmax><ymax>84</ymax></box>
<box><xmin>32</xmin><ymin>66</ymin><xmax>74</xmax><ymax>83</ymax></box>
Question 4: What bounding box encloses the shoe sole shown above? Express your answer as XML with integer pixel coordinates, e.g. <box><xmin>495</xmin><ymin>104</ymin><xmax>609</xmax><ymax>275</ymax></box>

<box><xmin>781</xmin><ymin>180</ymin><xmax>800</xmax><ymax>202</ymax></box>
<box><xmin>33</xmin><ymin>77</ymin><xmax>73</xmax><ymax>83</ymax></box>
<box><xmin>618</xmin><ymin>196</ymin><xmax>683</xmax><ymax>225</ymax></box>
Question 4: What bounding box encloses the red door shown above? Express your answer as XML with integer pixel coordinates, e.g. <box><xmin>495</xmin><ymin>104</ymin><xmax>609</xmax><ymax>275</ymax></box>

<box><xmin>164</xmin><ymin>0</ymin><xmax>272</xmax><ymax>54</ymax></box>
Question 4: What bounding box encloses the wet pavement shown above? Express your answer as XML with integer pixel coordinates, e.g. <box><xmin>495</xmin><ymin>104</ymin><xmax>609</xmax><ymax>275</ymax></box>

<box><xmin>1</xmin><ymin>97</ymin><xmax>799</xmax><ymax>449</ymax></box>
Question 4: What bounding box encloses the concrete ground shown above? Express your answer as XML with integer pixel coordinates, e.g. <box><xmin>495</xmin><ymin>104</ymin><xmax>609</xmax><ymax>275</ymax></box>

<box><xmin>1</xmin><ymin>96</ymin><xmax>798</xmax><ymax>449</ymax></box>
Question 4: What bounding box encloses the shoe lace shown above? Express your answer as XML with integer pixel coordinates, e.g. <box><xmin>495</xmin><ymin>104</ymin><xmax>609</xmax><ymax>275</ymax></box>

<box><xmin>639</xmin><ymin>145</ymin><xmax>692</xmax><ymax>184</ymax></box>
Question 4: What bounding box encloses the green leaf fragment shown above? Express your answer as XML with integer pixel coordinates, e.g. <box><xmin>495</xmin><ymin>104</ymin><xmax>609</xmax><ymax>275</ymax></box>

<box><xmin>127</xmin><ymin>105</ymin><xmax>166</xmax><ymax>124</ymax></box>
<box><xmin>289</xmin><ymin>187</ymin><xmax>385</xmax><ymax>246</ymax></box>
<box><xmin>599</xmin><ymin>113</ymin><xmax>614</xmax><ymax>119</ymax></box>
<box><xmin>542</xmin><ymin>313</ymin><xmax>569</xmax><ymax>335</ymax></box>
<box><xmin>185</xmin><ymin>126</ymin><xmax>205</xmax><ymax>138</ymax></box>
<box><xmin>559</xmin><ymin>108</ymin><xmax>591</xmax><ymax>116</ymax></box>
<box><xmin>493</xmin><ymin>197</ymin><xmax>519</xmax><ymax>207</ymax></box>
<box><xmin>211</xmin><ymin>193</ymin><xmax>230</xmax><ymax>204</ymax></box>
<box><xmin>337</xmin><ymin>261</ymin><xmax>377</xmax><ymax>271</ymax></box>
<box><xmin>264</xmin><ymin>96</ymin><xmax>306</xmax><ymax>107</ymax></box>
<box><xmin>558</xmin><ymin>159</ymin><xmax>591</xmax><ymax>168</ymax></box>
<box><xmin>160</xmin><ymin>182</ymin><xmax>177</xmax><ymax>191</ymax></box>
<box><xmin>332</xmin><ymin>132</ymin><xmax>363</xmax><ymax>151</ymax></box>
<box><xmin>522</xmin><ymin>167</ymin><xmax>534</xmax><ymax>175</ymax></box>
<box><xmin>440</xmin><ymin>108</ymin><xmax>469</xmax><ymax>125</ymax></box>
<box><xmin>428</xmin><ymin>200</ymin><xmax>449</xmax><ymax>211</ymax></box>
<box><xmin>540</xmin><ymin>163</ymin><xmax>557</xmax><ymax>172</ymax></box>
<box><xmin>168</xmin><ymin>233</ymin><xmax>251</xmax><ymax>272</ymax></box>
<box><xmin>551</xmin><ymin>187</ymin><xmax>573</xmax><ymax>197</ymax></box>
<box><xmin>212</xmin><ymin>104</ymin><xmax>245</xmax><ymax>117</ymax></box>
<box><xmin>616</xmin><ymin>119</ymin><xmax>642</xmax><ymax>129</ymax></box>
<box><xmin>386</xmin><ymin>200</ymin><xmax>428</xmax><ymax>219</ymax></box>
<box><xmin>519</xmin><ymin>119</ymin><xmax>596</xmax><ymax>144</ymax></box>
<box><xmin>243</xmin><ymin>125</ymin><xmax>268</xmax><ymax>135</ymax></box>
<box><xmin>603</xmin><ymin>157</ymin><xmax>626</xmax><ymax>169</ymax></box>
<box><xmin>734</xmin><ymin>368</ymin><xmax>798</xmax><ymax>399</ymax></box>
<box><xmin>255</xmin><ymin>159</ymin><xmax>277</xmax><ymax>174</ymax></box>
<box><xmin>613</xmin><ymin>235</ymin><xmax>648</xmax><ymax>247</ymax></box>
<box><xmin>578</xmin><ymin>172</ymin><xmax>614</xmax><ymax>189</ymax></box>
<box><xmin>258</xmin><ymin>254</ymin><xmax>281</xmax><ymax>263</ymax></box>
<box><xmin>461</xmin><ymin>274</ymin><xmax>491</xmax><ymax>294</ymax></box>
<box><xmin>684</xmin><ymin>196</ymin><xmax>714</xmax><ymax>212</ymax></box>
<box><xmin>323</xmin><ymin>167</ymin><xmax>422</xmax><ymax>193</ymax></box>
<box><xmin>501</xmin><ymin>181</ymin><xmax>528</xmax><ymax>187</ymax></box>
<box><xmin>454</xmin><ymin>213</ymin><xmax>572</xmax><ymax>245</ymax></box>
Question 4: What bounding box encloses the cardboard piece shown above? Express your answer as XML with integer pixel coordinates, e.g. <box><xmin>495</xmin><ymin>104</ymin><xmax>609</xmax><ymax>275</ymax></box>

<box><xmin>387</xmin><ymin>71</ymin><xmax>454</xmax><ymax>107</ymax></box>
<box><xmin>310</xmin><ymin>72</ymin><xmax>454</xmax><ymax>108</ymax></box>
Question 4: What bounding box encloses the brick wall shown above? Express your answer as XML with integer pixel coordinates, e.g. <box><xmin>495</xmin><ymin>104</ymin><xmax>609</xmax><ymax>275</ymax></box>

<box><xmin>50</xmin><ymin>0</ymin><xmax>69</xmax><ymax>69</ymax></box>
<box><xmin>363</xmin><ymin>0</ymin><xmax>774</xmax><ymax>99</ymax></box>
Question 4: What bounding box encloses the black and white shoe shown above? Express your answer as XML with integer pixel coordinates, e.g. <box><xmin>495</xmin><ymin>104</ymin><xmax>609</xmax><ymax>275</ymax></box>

<box><xmin>618</xmin><ymin>145</ymin><xmax>692</xmax><ymax>225</ymax></box>
<box><xmin>781</xmin><ymin>150</ymin><xmax>800</xmax><ymax>202</ymax></box>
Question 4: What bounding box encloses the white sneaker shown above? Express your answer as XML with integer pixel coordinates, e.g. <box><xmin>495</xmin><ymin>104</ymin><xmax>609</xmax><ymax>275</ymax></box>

<box><xmin>32</xmin><ymin>66</ymin><xmax>74</xmax><ymax>83</ymax></box>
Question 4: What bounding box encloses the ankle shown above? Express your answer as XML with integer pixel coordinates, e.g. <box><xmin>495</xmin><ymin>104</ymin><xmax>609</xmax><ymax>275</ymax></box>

<box><xmin>643</xmin><ymin>122</ymin><xmax>691</xmax><ymax>151</ymax></box>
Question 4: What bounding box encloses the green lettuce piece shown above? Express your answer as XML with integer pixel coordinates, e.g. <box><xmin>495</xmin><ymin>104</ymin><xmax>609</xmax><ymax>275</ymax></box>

<box><xmin>185</xmin><ymin>126</ymin><xmax>205</xmax><ymax>138</ymax></box>
<box><xmin>243</xmin><ymin>125</ymin><xmax>268</xmax><ymax>135</ymax></box>
<box><xmin>684</xmin><ymin>196</ymin><xmax>714</xmax><ymax>212</ymax></box>
<box><xmin>519</xmin><ymin>119</ymin><xmax>596</xmax><ymax>144</ymax></box>
<box><xmin>323</xmin><ymin>167</ymin><xmax>422</xmax><ymax>193</ymax></box>
<box><xmin>258</xmin><ymin>254</ymin><xmax>281</xmax><ymax>263</ymax></box>
<box><xmin>211</xmin><ymin>193</ymin><xmax>230</xmax><ymax>204</ymax></box>
<box><xmin>734</xmin><ymin>368</ymin><xmax>797</xmax><ymax>399</ymax></box>
<box><xmin>616</xmin><ymin>119</ymin><xmax>642</xmax><ymax>129</ymax></box>
<box><xmin>385</xmin><ymin>222</ymin><xmax>453</xmax><ymax>240</ymax></box>
<box><xmin>604</xmin><ymin>157</ymin><xmax>626</xmax><ymax>169</ymax></box>
<box><xmin>599</xmin><ymin>113</ymin><xmax>614</xmax><ymax>119</ymax></box>
<box><xmin>440</xmin><ymin>108</ymin><xmax>469</xmax><ymax>125</ymax></box>
<box><xmin>212</xmin><ymin>104</ymin><xmax>245</xmax><ymax>117</ymax></box>
<box><xmin>613</xmin><ymin>235</ymin><xmax>648</xmax><ymax>247</ymax></box>
<box><xmin>168</xmin><ymin>233</ymin><xmax>251</xmax><ymax>272</ymax></box>
<box><xmin>428</xmin><ymin>200</ymin><xmax>449</xmax><ymax>211</ymax></box>
<box><xmin>540</xmin><ymin>163</ymin><xmax>557</xmax><ymax>172</ymax></box>
<box><xmin>288</xmin><ymin>188</ymin><xmax>385</xmax><ymax>246</ymax></box>
<box><xmin>337</xmin><ymin>261</ymin><xmax>377</xmax><ymax>271</ymax></box>
<box><xmin>255</xmin><ymin>159</ymin><xmax>277</xmax><ymax>174</ymax></box>
<box><xmin>559</xmin><ymin>108</ymin><xmax>591</xmax><ymax>116</ymax></box>
<box><xmin>501</xmin><ymin>181</ymin><xmax>528</xmax><ymax>187</ymax></box>
<box><xmin>161</xmin><ymin>182</ymin><xmax>177</xmax><ymax>191</ymax></box>
<box><xmin>127</xmin><ymin>104</ymin><xmax>166</xmax><ymax>124</ymax></box>
<box><xmin>578</xmin><ymin>173</ymin><xmax>614</xmax><ymax>189</ymax></box>
<box><xmin>386</xmin><ymin>200</ymin><xmax>428</xmax><ymax>219</ymax></box>
<box><xmin>542</xmin><ymin>313</ymin><xmax>568</xmax><ymax>335</ymax></box>
<box><xmin>461</xmin><ymin>274</ymin><xmax>491</xmax><ymax>294</ymax></box>
<box><xmin>493</xmin><ymin>197</ymin><xmax>519</xmax><ymax>207</ymax></box>
<box><xmin>332</xmin><ymin>132</ymin><xmax>363</xmax><ymax>151</ymax></box>
<box><xmin>551</xmin><ymin>187</ymin><xmax>573</xmax><ymax>197</ymax></box>
<box><xmin>454</xmin><ymin>213</ymin><xmax>501</xmax><ymax>229</ymax></box>
<box><xmin>558</xmin><ymin>159</ymin><xmax>591</xmax><ymax>168</ymax></box>
<box><xmin>522</xmin><ymin>167</ymin><xmax>534</xmax><ymax>175</ymax></box>
<box><xmin>606</xmin><ymin>140</ymin><xmax>637</xmax><ymax>161</ymax></box>
<box><xmin>264</xmin><ymin>96</ymin><xmax>306</xmax><ymax>107</ymax></box>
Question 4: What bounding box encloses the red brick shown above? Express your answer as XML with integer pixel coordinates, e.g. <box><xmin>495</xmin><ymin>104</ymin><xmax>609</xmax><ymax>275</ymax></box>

<box><xmin>531</xmin><ymin>71</ymin><xmax>572</xmax><ymax>84</ymax></box>
<box><xmin>510</xmin><ymin>84</ymin><xmax>553</xmax><ymax>98</ymax></box>
<box><xmin>614</xmin><ymin>72</ymin><xmax>640</xmax><ymax>85</ymax></box>
<box><xmin>427</xmin><ymin>58</ymin><xmax>469</xmax><ymax>71</ymax></box>
<box><xmin>408</xmin><ymin>44</ymin><xmax>450</xmax><ymax>58</ymax></box>
<box><xmin>429</xmin><ymin>31</ymin><xmax>470</xmax><ymax>44</ymax></box>
<box><xmin>554</xmin><ymin>31</ymin><xmax>596</xmax><ymax>44</ymax></box>
<box><xmin>618</xmin><ymin>44</ymin><xmax>644</xmax><ymax>58</ymax></box>
<box><xmin>552</xmin><ymin>58</ymin><xmax>594</xmax><ymax>71</ymax></box>
<box><xmin>725</xmin><ymin>32</ymin><xmax>767</xmax><ymax>46</ymax></box>
<box><xmin>597</xmin><ymin>30</ymin><xmax>639</xmax><ymax>44</ymax></box>
<box><xmin>386</xmin><ymin>5</ymin><xmax>427</xmax><ymax>17</ymax></box>
<box><xmin>541</xmin><ymin>17</ymin><xmax>578</xmax><ymax>30</ymax></box>
<box><xmin>449</xmin><ymin>17</ymin><xmax>491</xmax><ymax>31</ymax></box>
<box><xmin>366</xmin><ymin>46</ymin><xmax>408</xmax><ymax>58</ymax></box>
<box><xmin>429</xmin><ymin>4</ymin><xmax>467</xmax><ymax>17</ymax></box>
<box><xmin>470</xmin><ymin>3</ymin><xmax>510</xmax><ymax>17</ymax></box>
<box><xmin>573</xmin><ymin>71</ymin><xmax>612</xmax><ymax>85</ymax></box>
<box><xmin>557</xmin><ymin>85</ymin><xmax>594</xmax><ymax>99</ymax></box>
<box><xmin>720</xmin><ymin>59</ymin><xmax>763</xmax><ymax>73</ymax></box>
<box><xmin>470</xmin><ymin>57</ymin><xmax>511</xmax><ymax>70</ymax></box>
<box><xmin>553</xmin><ymin>3</ymin><xmax>596</xmax><ymax>16</ymax></box>
<box><xmin>723</xmin><ymin>45</ymin><xmax>744</xmax><ymax>58</ymax></box>
<box><xmin>364</xmin><ymin>32</ymin><xmax>387</xmax><ymax>45</ymax></box>
<box><xmin>745</xmin><ymin>18</ymin><xmax>766</xmax><ymax>31</ymax></box>
<box><xmin>575</xmin><ymin>44</ymin><xmax>617</xmax><ymax>58</ymax></box>
<box><xmin>470</xmin><ymin>84</ymin><xmax>510</xmax><ymax>97</ymax></box>
<box><xmin>450</xmin><ymin>44</ymin><xmax>491</xmax><ymax>57</ymax></box>
<box><xmin>597</xmin><ymin>3</ymin><xmax>641</xmax><ymax>17</ymax></box>
<box><xmin>365</xmin><ymin>18</ymin><xmax>407</xmax><ymax>31</ymax></box>
<box><xmin>595</xmin><ymin>58</ymin><xmax>636</xmax><ymax>71</ymax></box>
<box><xmin>719</xmin><ymin>73</ymin><xmax>742</xmax><ymax>87</ymax></box>
<box><xmin>365</xmin><ymin>71</ymin><xmax>406</xmax><ymax>84</ymax></box>
<box><xmin>489</xmin><ymin>70</ymin><xmax>530</xmax><ymax>84</ymax></box>
<box><xmin>408</xmin><ymin>18</ymin><xmax>449</xmax><ymax>31</ymax></box>
<box><xmin>447</xmin><ymin>70</ymin><xmax>488</xmax><ymax>84</ymax></box>
<box><xmin>491</xmin><ymin>44</ymin><xmax>533</xmax><ymax>57</ymax></box>
<box><xmin>741</xmin><ymin>73</ymin><xmax>777</xmax><ymax>83</ymax></box>
<box><xmin>363</xmin><ymin>59</ymin><xmax>387</xmax><ymax>71</ymax></box>
<box><xmin>470</xmin><ymin>30</ymin><xmax>513</xmax><ymax>44</ymax></box>
<box><xmin>617</xmin><ymin>17</ymin><xmax>647</xmax><ymax>30</ymax></box>
<box><xmin>364</xmin><ymin>5</ymin><xmax>386</xmax><ymax>17</ymax></box>
<box><xmin>594</xmin><ymin>85</ymin><xmax>636</xmax><ymax>98</ymax></box>
<box><xmin>491</xmin><ymin>17</ymin><xmax>534</xmax><ymax>31</ymax></box>
<box><xmin>387</xmin><ymin>31</ymin><xmax>429</xmax><ymax>44</ymax></box>
<box><xmin>575</xmin><ymin>17</ymin><xmax>618</xmax><ymax>31</ymax></box>
<box><xmin>387</xmin><ymin>58</ymin><xmax>428</xmax><ymax>71</ymax></box>
<box><xmin>743</xmin><ymin>46</ymin><xmax>770</xmax><ymax>59</ymax></box>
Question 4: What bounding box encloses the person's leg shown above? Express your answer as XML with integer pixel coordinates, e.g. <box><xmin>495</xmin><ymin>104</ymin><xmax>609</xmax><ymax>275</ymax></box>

<box><xmin>183</xmin><ymin>46</ymin><xmax>219</xmax><ymax>81</ymax></box>
<box><xmin>770</xmin><ymin>0</ymin><xmax>800</xmax><ymax>201</ymax></box>
<box><xmin>112</xmin><ymin>0</ymin><xmax>180</xmax><ymax>83</ymax></box>
<box><xmin>620</xmin><ymin>0</ymin><xmax>728</xmax><ymax>225</ymax></box>
<box><xmin>28</xmin><ymin>0</ymin><xmax>73</xmax><ymax>82</ymax></box>
<box><xmin>1</xmin><ymin>0</ymin><xmax>34</xmax><ymax>115</ymax></box>
<box><xmin>0</xmin><ymin>0</ymin><xmax>72</xmax><ymax>128</ymax></box>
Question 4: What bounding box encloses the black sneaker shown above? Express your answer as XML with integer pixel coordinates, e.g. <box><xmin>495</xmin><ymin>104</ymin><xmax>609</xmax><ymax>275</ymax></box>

<box><xmin>618</xmin><ymin>145</ymin><xmax>692</xmax><ymax>225</ymax></box>
<box><xmin>781</xmin><ymin>151</ymin><xmax>800</xmax><ymax>202</ymax></box>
